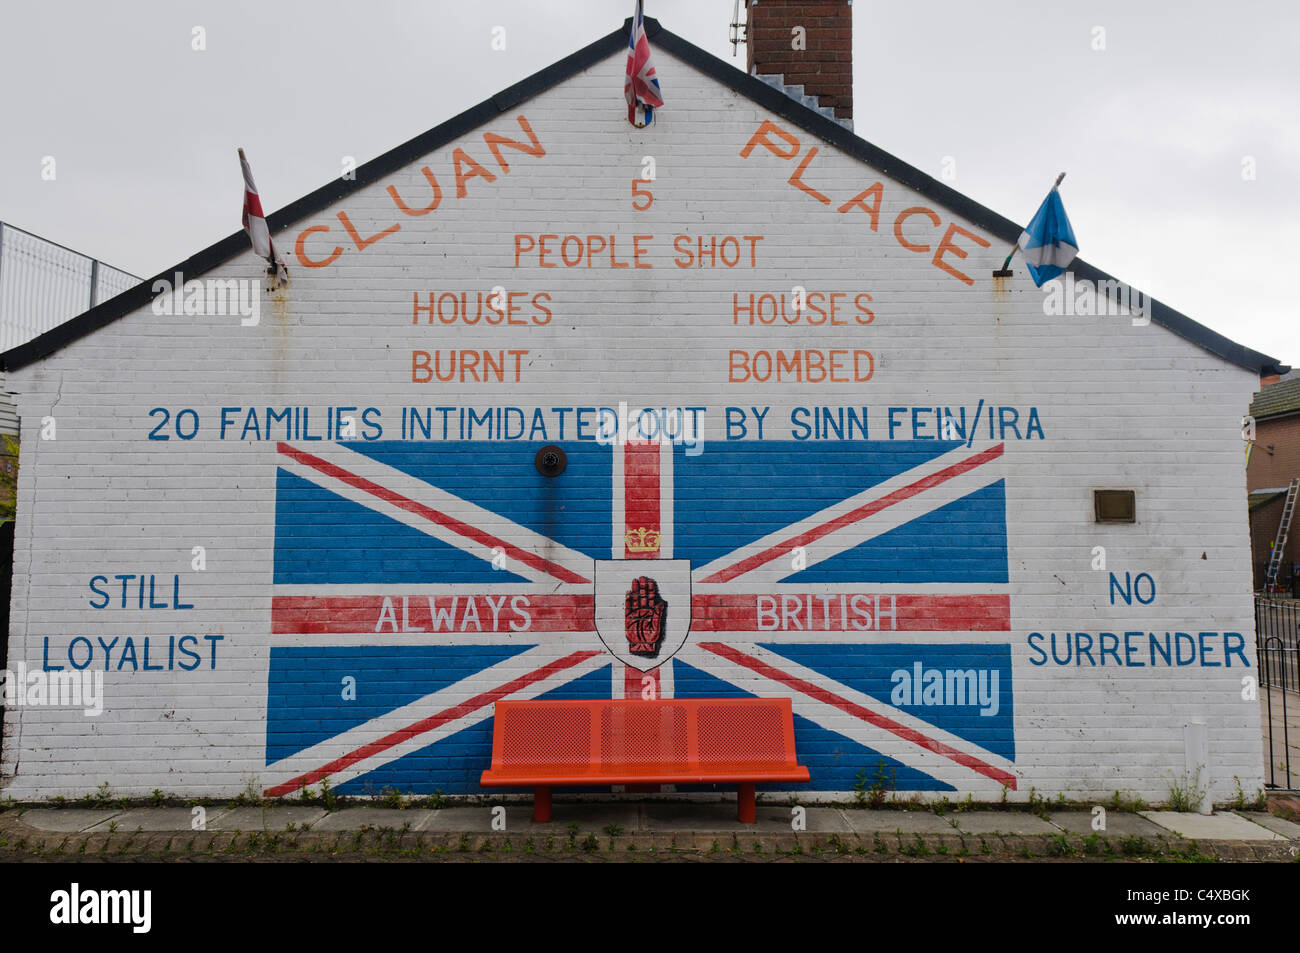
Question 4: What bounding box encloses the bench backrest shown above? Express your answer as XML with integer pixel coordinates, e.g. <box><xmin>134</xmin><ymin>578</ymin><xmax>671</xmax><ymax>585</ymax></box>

<box><xmin>489</xmin><ymin>697</ymin><xmax>799</xmax><ymax>773</ymax></box>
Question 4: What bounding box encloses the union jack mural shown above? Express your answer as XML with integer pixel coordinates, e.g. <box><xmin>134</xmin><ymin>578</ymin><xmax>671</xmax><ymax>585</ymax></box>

<box><xmin>263</xmin><ymin>436</ymin><xmax>1017</xmax><ymax>798</ymax></box>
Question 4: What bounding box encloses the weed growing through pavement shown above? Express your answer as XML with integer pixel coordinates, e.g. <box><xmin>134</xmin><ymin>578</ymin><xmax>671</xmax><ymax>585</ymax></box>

<box><xmin>1231</xmin><ymin>776</ymin><xmax>1267</xmax><ymax>812</ymax></box>
<box><xmin>1046</xmin><ymin>834</ymin><xmax>1074</xmax><ymax>857</ymax></box>
<box><xmin>1109</xmin><ymin>790</ymin><xmax>1146</xmax><ymax>813</ymax></box>
<box><xmin>1166</xmin><ymin>766</ymin><xmax>1207</xmax><ymax>813</ymax></box>
<box><xmin>853</xmin><ymin>759</ymin><xmax>896</xmax><ymax>808</ymax></box>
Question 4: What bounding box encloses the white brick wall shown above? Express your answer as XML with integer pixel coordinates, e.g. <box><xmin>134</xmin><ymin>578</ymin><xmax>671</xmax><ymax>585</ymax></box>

<box><xmin>0</xmin><ymin>46</ymin><xmax>1265</xmax><ymax>805</ymax></box>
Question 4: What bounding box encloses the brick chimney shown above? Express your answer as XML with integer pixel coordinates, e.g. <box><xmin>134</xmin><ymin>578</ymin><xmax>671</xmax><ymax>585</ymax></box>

<box><xmin>746</xmin><ymin>0</ymin><xmax>852</xmax><ymax>123</ymax></box>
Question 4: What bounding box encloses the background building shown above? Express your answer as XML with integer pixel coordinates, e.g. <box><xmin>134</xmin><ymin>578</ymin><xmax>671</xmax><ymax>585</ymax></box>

<box><xmin>1247</xmin><ymin>371</ymin><xmax>1300</xmax><ymax>592</ymax></box>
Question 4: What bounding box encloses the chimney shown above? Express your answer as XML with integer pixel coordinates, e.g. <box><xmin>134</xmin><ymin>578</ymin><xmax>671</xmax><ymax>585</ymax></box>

<box><xmin>746</xmin><ymin>0</ymin><xmax>852</xmax><ymax>124</ymax></box>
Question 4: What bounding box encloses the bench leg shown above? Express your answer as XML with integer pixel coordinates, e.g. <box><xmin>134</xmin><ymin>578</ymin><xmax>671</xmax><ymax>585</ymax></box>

<box><xmin>534</xmin><ymin>786</ymin><xmax>552</xmax><ymax>823</ymax></box>
<box><xmin>737</xmin><ymin>782</ymin><xmax>756</xmax><ymax>824</ymax></box>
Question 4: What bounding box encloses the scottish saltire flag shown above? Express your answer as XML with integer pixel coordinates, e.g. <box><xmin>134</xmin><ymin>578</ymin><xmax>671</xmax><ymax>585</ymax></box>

<box><xmin>238</xmin><ymin>147</ymin><xmax>288</xmax><ymax>282</ymax></box>
<box><xmin>624</xmin><ymin>0</ymin><xmax>663</xmax><ymax>127</ymax></box>
<box><xmin>263</xmin><ymin>436</ymin><xmax>1017</xmax><ymax>799</ymax></box>
<box><xmin>1018</xmin><ymin>186</ymin><xmax>1078</xmax><ymax>287</ymax></box>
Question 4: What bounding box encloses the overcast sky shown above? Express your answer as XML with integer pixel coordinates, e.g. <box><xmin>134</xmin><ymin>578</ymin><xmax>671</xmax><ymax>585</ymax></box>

<box><xmin>2</xmin><ymin>0</ymin><xmax>1296</xmax><ymax>365</ymax></box>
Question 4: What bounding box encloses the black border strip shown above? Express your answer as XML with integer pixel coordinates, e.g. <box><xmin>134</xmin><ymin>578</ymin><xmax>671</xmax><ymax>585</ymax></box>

<box><xmin>2</xmin><ymin>16</ymin><xmax>1285</xmax><ymax>377</ymax></box>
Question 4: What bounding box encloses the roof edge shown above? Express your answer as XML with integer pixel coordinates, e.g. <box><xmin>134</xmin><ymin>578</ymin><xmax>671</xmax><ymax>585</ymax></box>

<box><xmin>650</xmin><ymin>26</ymin><xmax>1287</xmax><ymax>379</ymax></box>
<box><xmin>1</xmin><ymin>21</ymin><xmax>631</xmax><ymax>373</ymax></box>
<box><xmin>1250</xmin><ymin>407</ymin><xmax>1300</xmax><ymax>423</ymax></box>
<box><xmin>3</xmin><ymin>17</ymin><xmax>1287</xmax><ymax>379</ymax></box>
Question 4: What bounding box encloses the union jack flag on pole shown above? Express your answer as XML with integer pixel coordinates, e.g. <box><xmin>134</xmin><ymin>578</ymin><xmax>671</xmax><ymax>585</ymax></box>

<box><xmin>624</xmin><ymin>0</ymin><xmax>663</xmax><ymax>127</ymax></box>
<box><xmin>238</xmin><ymin>147</ymin><xmax>288</xmax><ymax>284</ymax></box>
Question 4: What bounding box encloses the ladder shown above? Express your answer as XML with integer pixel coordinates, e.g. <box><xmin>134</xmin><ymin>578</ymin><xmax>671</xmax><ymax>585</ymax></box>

<box><xmin>1266</xmin><ymin>477</ymin><xmax>1300</xmax><ymax>590</ymax></box>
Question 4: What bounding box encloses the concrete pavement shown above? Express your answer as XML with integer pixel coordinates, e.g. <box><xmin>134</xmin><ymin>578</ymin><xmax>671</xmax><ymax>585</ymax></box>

<box><xmin>1260</xmin><ymin>686</ymin><xmax>1300</xmax><ymax>790</ymax></box>
<box><xmin>8</xmin><ymin>802</ymin><xmax>1295</xmax><ymax>840</ymax></box>
<box><xmin>5</xmin><ymin>802</ymin><xmax>1298</xmax><ymax>861</ymax></box>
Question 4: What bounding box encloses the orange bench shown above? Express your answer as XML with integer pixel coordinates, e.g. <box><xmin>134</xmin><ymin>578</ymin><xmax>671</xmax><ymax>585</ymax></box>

<box><xmin>479</xmin><ymin>697</ymin><xmax>810</xmax><ymax>823</ymax></box>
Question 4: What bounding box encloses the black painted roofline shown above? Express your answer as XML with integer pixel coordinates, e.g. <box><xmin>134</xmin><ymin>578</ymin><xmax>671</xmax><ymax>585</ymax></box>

<box><xmin>3</xmin><ymin>17</ymin><xmax>1286</xmax><ymax>377</ymax></box>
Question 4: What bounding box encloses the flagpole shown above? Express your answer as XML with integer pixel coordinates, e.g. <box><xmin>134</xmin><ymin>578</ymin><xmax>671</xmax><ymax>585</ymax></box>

<box><xmin>995</xmin><ymin>171</ymin><xmax>1065</xmax><ymax>276</ymax></box>
<box><xmin>635</xmin><ymin>0</ymin><xmax>646</xmax><ymax>127</ymax></box>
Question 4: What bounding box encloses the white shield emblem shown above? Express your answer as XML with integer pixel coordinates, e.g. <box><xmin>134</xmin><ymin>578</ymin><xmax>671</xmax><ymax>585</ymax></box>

<box><xmin>593</xmin><ymin>559</ymin><xmax>692</xmax><ymax>671</ymax></box>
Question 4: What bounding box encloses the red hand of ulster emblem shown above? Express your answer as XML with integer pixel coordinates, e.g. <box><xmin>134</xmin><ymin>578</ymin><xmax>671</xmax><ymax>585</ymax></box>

<box><xmin>624</xmin><ymin>576</ymin><xmax>668</xmax><ymax>657</ymax></box>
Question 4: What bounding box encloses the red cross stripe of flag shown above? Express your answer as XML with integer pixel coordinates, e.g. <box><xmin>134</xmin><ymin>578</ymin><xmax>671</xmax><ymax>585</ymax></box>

<box><xmin>625</xmin><ymin>0</ymin><xmax>664</xmax><ymax>127</ymax></box>
<box><xmin>238</xmin><ymin>147</ymin><xmax>288</xmax><ymax>283</ymax></box>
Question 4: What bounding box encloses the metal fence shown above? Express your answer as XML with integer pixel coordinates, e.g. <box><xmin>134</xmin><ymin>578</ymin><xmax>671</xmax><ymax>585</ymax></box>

<box><xmin>0</xmin><ymin>221</ymin><xmax>140</xmax><ymax>352</ymax></box>
<box><xmin>1256</xmin><ymin>597</ymin><xmax>1299</xmax><ymax>789</ymax></box>
<box><xmin>1257</xmin><ymin>598</ymin><xmax>1300</xmax><ymax>691</ymax></box>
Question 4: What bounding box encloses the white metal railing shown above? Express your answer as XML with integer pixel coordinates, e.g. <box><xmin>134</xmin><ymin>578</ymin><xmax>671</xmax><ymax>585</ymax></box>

<box><xmin>0</xmin><ymin>221</ymin><xmax>140</xmax><ymax>352</ymax></box>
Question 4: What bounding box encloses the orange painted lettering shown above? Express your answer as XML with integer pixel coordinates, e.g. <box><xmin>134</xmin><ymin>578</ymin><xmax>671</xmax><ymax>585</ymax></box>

<box><xmin>295</xmin><ymin>225</ymin><xmax>343</xmax><ymax>268</ymax></box>
<box><xmin>837</xmin><ymin>182</ymin><xmax>884</xmax><ymax>231</ymax></box>
<box><xmin>829</xmin><ymin>350</ymin><xmax>849</xmax><ymax>382</ymax></box>
<box><xmin>452</xmin><ymin>148</ymin><xmax>497</xmax><ymax>198</ymax></box>
<box><xmin>507</xmin><ymin>291</ymin><xmax>528</xmax><ymax>325</ymax></box>
<box><xmin>728</xmin><ymin>350</ymin><xmax>750</xmax><ymax>382</ymax></box>
<box><xmin>412</xmin><ymin>350</ymin><xmax>432</xmax><ymax>383</ymax></box>
<box><xmin>932</xmin><ymin>222</ymin><xmax>991</xmax><ymax>286</ymax></box>
<box><xmin>532</xmin><ymin>293</ymin><xmax>553</xmax><ymax>324</ymax></box>
<box><xmin>739</xmin><ymin>120</ymin><xmax>800</xmax><ymax>160</ymax></box>
<box><xmin>855</xmin><ymin>350</ymin><xmax>875</xmax><ymax>381</ymax></box>
<box><xmin>387</xmin><ymin>166</ymin><xmax>443</xmax><ymax>216</ymax></box>
<box><xmin>483</xmin><ymin>115</ymin><xmax>545</xmax><ymax>174</ymax></box>
<box><xmin>538</xmin><ymin>234</ymin><xmax>559</xmax><ymax>267</ymax></box>
<box><xmin>513</xmin><ymin>234</ymin><xmax>535</xmax><ymax>266</ymax></box>
<box><xmin>788</xmin><ymin>147</ymin><xmax>831</xmax><ymax>205</ymax></box>
<box><xmin>337</xmin><ymin>210</ymin><xmax>400</xmax><ymax>252</ymax></box>
<box><xmin>893</xmin><ymin>207</ymin><xmax>940</xmax><ymax>253</ymax></box>
<box><xmin>854</xmin><ymin>293</ymin><xmax>875</xmax><ymax>324</ymax></box>
<box><xmin>509</xmin><ymin>350</ymin><xmax>528</xmax><ymax>381</ymax></box>
<box><xmin>633</xmin><ymin>234</ymin><xmax>653</xmax><ymax>268</ymax></box>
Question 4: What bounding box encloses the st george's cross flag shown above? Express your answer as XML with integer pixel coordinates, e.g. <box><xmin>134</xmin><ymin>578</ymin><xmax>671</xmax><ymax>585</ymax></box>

<box><xmin>625</xmin><ymin>0</ymin><xmax>664</xmax><ymax>127</ymax></box>
<box><xmin>1017</xmin><ymin>185</ymin><xmax>1078</xmax><ymax>287</ymax></box>
<box><xmin>238</xmin><ymin>147</ymin><xmax>289</xmax><ymax>283</ymax></box>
